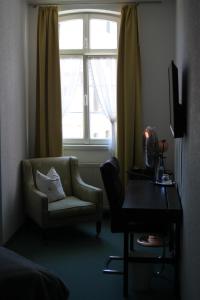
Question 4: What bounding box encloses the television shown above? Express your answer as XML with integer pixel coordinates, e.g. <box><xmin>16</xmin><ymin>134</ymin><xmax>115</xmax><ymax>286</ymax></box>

<box><xmin>168</xmin><ymin>60</ymin><xmax>184</xmax><ymax>138</ymax></box>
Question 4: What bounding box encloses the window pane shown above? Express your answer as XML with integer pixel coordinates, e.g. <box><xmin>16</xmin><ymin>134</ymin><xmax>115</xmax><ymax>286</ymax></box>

<box><xmin>90</xmin><ymin>113</ymin><xmax>112</xmax><ymax>139</ymax></box>
<box><xmin>59</xmin><ymin>19</ymin><xmax>83</xmax><ymax>49</ymax></box>
<box><xmin>60</xmin><ymin>57</ymin><xmax>83</xmax><ymax>139</ymax></box>
<box><xmin>88</xmin><ymin>58</ymin><xmax>116</xmax><ymax>140</ymax></box>
<box><xmin>90</xmin><ymin>19</ymin><xmax>117</xmax><ymax>49</ymax></box>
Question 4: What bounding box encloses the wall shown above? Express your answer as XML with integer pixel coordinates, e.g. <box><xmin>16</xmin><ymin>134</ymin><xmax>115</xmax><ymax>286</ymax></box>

<box><xmin>28</xmin><ymin>0</ymin><xmax>175</xmax><ymax>172</ymax></box>
<box><xmin>0</xmin><ymin>0</ymin><xmax>175</xmax><ymax>242</ymax></box>
<box><xmin>176</xmin><ymin>1</ymin><xmax>200</xmax><ymax>299</ymax></box>
<box><xmin>0</xmin><ymin>0</ymin><xmax>28</xmax><ymax>244</ymax></box>
<box><xmin>139</xmin><ymin>0</ymin><xmax>175</xmax><ymax>171</ymax></box>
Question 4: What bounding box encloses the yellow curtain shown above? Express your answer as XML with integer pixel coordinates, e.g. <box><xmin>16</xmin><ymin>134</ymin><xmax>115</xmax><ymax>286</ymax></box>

<box><xmin>36</xmin><ymin>6</ymin><xmax>62</xmax><ymax>157</ymax></box>
<box><xmin>117</xmin><ymin>5</ymin><xmax>143</xmax><ymax>184</ymax></box>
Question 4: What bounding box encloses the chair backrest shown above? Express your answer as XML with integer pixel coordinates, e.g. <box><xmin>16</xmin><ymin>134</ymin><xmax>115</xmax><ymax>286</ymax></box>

<box><xmin>100</xmin><ymin>157</ymin><xmax>124</xmax><ymax>212</ymax></box>
<box><xmin>22</xmin><ymin>156</ymin><xmax>73</xmax><ymax>196</ymax></box>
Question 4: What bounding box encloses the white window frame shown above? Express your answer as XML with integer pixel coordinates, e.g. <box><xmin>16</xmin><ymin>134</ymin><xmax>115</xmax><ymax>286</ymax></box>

<box><xmin>59</xmin><ymin>12</ymin><xmax>119</xmax><ymax>146</ymax></box>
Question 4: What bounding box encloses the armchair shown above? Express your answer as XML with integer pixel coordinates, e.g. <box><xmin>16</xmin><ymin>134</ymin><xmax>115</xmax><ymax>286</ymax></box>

<box><xmin>22</xmin><ymin>156</ymin><xmax>103</xmax><ymax>236</ymax></box>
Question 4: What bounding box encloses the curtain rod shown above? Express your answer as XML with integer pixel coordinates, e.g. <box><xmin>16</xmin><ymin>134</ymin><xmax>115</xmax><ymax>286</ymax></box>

<box><xmin>30</xmin><ymin>1</ymin><xmax>162</xmax><ymax>7</ymax></box>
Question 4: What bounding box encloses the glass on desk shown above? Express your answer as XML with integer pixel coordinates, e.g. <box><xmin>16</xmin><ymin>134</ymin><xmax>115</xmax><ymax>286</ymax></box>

<box><xmin>161</xmin><ymin>174</ymin><xmax>170</xmax><ymax>182</ymax></box>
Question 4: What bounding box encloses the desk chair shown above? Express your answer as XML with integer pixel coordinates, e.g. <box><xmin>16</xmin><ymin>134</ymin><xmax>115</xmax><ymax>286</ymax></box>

<box><xmin>100</xmin><ymin>157</ymin><xmax>123</xmax><ymax>274</ymax></box>
<box><xmin>100</xmin><ymin>157</ymin><xmax>135</xmax><ymax>274</ymax></box>
<box><xmin>100</xmin><ymin>157</ymin><xmax>171</xmax><ymax>297</ymax></box>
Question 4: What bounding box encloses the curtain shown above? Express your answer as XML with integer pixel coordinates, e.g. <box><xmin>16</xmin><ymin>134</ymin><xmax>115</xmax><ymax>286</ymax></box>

<box><xmin>117</xmin><ymin>5</ymin><xmax>143</xmax><ymax>184</ymax></box>
<box><xmin>88</xmin><ymin>58</ymin><xmax>117</xmax><ymax>155</ymax></box>
<box><xmin>36</xmin><ymin>6</ymin><xmax>62</xmax><ymax>157</ymax></box>
<box><xmin>60</xmin><ymin>58</ymin><xmax>82</xmax><ymax>118</ymax></box>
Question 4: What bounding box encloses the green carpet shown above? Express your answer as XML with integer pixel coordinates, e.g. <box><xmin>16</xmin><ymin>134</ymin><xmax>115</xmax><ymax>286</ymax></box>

<box><xmin>6</xmin><ymin>218</ymin><xmax>177</xmax><ymax>300</ymax></box>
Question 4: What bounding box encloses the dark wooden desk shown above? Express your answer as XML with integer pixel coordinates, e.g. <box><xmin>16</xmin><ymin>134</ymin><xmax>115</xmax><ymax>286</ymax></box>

<box><xmin>122</xmin><ymin>180</ymin><xmax>182</xmax><ymax>297</ymax></box>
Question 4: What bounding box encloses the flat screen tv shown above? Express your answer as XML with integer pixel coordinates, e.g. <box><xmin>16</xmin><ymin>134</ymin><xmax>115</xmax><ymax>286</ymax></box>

<box><xmin>168</xmin><ymin>60</ymin><xmax>184</xmax><ymax>138</ymax></box>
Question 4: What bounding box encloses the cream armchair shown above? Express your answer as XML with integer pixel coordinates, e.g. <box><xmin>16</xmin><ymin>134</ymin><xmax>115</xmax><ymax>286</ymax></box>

<box><xmin>22</xmin><ymin>156</ymin><xmax>103</xmax><ymax>236</ymax></box>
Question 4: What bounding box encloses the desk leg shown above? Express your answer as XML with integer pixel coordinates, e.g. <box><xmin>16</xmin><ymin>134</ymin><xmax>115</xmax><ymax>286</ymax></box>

<box><xmin>123</xmin><ymin>231</ymin><xmax>129</xmax><ymax>298</ymax></box>
<box><xmin>130</xmin><ymin>233</ymin><xmax>134</xmax><ymax>251</ymax></box>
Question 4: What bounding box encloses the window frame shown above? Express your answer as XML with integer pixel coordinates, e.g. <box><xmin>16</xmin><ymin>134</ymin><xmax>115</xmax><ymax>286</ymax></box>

<box><xmin>59</xmin><ymin>12</ymin><xmax>119</xmax><ymax>146</ymax></box>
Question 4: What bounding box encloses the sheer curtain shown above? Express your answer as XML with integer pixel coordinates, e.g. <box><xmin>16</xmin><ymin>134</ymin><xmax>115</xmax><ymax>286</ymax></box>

<box><xmin>117</xmin><ymin>5</ymin><xmax>143</xmax><ymax>184</ymax></box>
<box><xmin>89</xmin><ymin>58</ymin><xmax>117</xmax><ymax>155</ymax></box>
<box><xmin>60</xmin><ymin>58</ymin><xmax>82</xmax><ymax>117</ymax></box>
<box><xmin>36</xmin><ymin>6</ymin><xmax>62</xmax><ymax>157</ymax></box>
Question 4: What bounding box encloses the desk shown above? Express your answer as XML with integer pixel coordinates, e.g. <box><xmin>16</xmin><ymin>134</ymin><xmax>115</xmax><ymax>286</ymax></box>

<box><xmin>122</xmin><ymin>180</ymin><xmax>182</xmax><ymax>297</ymax></box>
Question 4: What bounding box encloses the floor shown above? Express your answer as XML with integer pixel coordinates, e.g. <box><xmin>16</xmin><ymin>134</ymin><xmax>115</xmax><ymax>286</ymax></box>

<box><xmin>6</xmin><ymin>218</ymin><xmax>178</xmax><ymax>300</ymax></box>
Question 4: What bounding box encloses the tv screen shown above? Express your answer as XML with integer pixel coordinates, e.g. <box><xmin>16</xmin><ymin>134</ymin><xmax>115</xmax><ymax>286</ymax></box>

<box><xmin>168</xmin><ymin>61</ymin><xmax>184</xmax><ymax>138</ymax></box>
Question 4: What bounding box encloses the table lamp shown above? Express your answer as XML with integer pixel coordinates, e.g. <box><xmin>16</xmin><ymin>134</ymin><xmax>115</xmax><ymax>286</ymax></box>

<box><xmin>137</xmin><ymin>127</ymin><xmax>169</xmax><ymax>247</ymax></box>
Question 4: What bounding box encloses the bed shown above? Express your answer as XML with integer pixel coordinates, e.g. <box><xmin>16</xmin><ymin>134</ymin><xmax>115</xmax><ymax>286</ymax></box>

<box><xmin>0</xmin><ymin>246</ymin><xmax>69</xmax><ymax>299</ymax></box>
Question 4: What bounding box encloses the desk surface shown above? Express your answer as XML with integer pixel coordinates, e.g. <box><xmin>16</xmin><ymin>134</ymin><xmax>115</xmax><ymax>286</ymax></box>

<box><xmin>123</xmin><ymin>180</ymin><xmax>182</xmax><ymax>223</ymax></box>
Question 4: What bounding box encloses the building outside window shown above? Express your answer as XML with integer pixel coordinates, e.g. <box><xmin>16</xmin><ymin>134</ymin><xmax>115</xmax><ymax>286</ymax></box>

<box><xmin>59</xmin><ymin>12</ymin><xmax>119</xmax><ymax>146</ymax></box>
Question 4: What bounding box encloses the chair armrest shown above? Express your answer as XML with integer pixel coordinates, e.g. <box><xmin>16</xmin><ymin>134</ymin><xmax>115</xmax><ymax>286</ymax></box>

<box><xmin>22</xmin><ymin>159</ymin><xmax>49</xmax><ymax>228</ymax></box>
<box><xmin>71</xmin><ymin>157</ymin><xmax>103</xmax><ymax>209</ymax></box>
<box><xmin>27</xmin><ymin>187</ymin><xmax>48</xmax><ymax>209</ymax></box>
<box><xmin>75</xmin><ymin>176</ymin><xmax>103</xmax><ymax>204</ymax></box>
<box><xmin>25</xmin><ymin>185</ymin><xmax>48</xmax><ymax>228</ymax></box>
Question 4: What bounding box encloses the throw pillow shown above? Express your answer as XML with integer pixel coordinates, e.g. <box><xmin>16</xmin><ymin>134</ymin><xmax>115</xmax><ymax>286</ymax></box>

<box><xmin>36</xmin><ymin>167</ymin><xmax>66</xmax><ymax>202</ymax></box>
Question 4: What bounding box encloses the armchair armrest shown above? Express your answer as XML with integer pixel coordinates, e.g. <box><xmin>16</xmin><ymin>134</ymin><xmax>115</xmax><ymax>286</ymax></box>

<box><xmin>22</xmin><ymin>159</ymin><xmax>49</xmax><ymax>227</ymax></box>
<box><xmin>25</xmin><ymin>185</ymin><xmax>48</xmax><ymax>228</ymax></box>
<box><xmin>70</xmin><ymin>158</ymin><xmax>103</xmax><ymax>210</ymax></box>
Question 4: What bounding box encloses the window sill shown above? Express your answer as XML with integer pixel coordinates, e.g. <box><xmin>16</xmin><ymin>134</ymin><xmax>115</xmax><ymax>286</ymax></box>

<box><xmin>63</xmin><ymin>144</ymin><xmax>109</xmax><ymax>151</ymax></box>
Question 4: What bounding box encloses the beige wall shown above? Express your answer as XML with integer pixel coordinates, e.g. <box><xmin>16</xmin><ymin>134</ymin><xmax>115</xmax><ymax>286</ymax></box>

<box><xmin>176</xmin><ymin>0</ymin><xmax>200</xmax><ymax>299</ymax></box>
<box><xmin>0</xmin><ymin>0</ymin><xmax>176</xmax><ymax>242</ymax></box>
<box><xmin>27</xmin><ymin>0</ymin><xmax>175</xmax><ymax>209</ymax></box>
<box><xmin>0</xmin><ymin>0</ymin><xmax>28</xmax><ymax>244</ymax></box>
<box><xmin>139</xmin><ymin>0</ymin><xmax>175</xmax><ymax>171</ymax></box>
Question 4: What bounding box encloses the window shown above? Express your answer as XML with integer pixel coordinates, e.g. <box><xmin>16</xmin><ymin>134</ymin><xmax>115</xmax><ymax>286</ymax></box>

<box><xmin>59</xmin><ymin>12</ymin><xmax>119</xmax><ymax>145</ymax></box>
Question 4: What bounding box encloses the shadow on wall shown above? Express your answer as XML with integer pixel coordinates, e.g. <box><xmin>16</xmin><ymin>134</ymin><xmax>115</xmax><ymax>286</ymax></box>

<box><xmin>181</xmin><ymin>64</ymin><xmax>189</xmax><ymax>136</ymax></box>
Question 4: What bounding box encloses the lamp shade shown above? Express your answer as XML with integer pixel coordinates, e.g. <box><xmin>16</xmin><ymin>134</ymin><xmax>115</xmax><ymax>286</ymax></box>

<box><xmin>143</xmin><ymin>126</ymin><xmax>159</xmax><ymax>169</ymax></box>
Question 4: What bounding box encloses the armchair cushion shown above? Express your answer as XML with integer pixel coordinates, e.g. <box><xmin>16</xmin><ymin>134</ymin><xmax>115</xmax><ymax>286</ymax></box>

<box><xmin>48</xmin><ymin>196</ymin><xmax>96</xmax><ymax>218</ymax></box>
<box><xmin>36</xmin><ymin>167</ymin><xmax>66</xmax><ymax>202</ymax></box>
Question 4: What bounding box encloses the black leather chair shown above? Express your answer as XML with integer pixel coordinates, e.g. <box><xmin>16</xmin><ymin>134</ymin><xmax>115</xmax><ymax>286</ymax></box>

<box><xmin>100</xmin><ymin>157</ymin><xmax>134</xmax><ymax>274</ymax></box>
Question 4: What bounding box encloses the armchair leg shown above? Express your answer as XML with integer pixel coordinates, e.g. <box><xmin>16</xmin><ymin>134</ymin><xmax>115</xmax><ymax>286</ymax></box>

<box><xmin>96</xmin><ymin>221</ymin><xmax>101</xmax><ymax>237</ymax></box>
